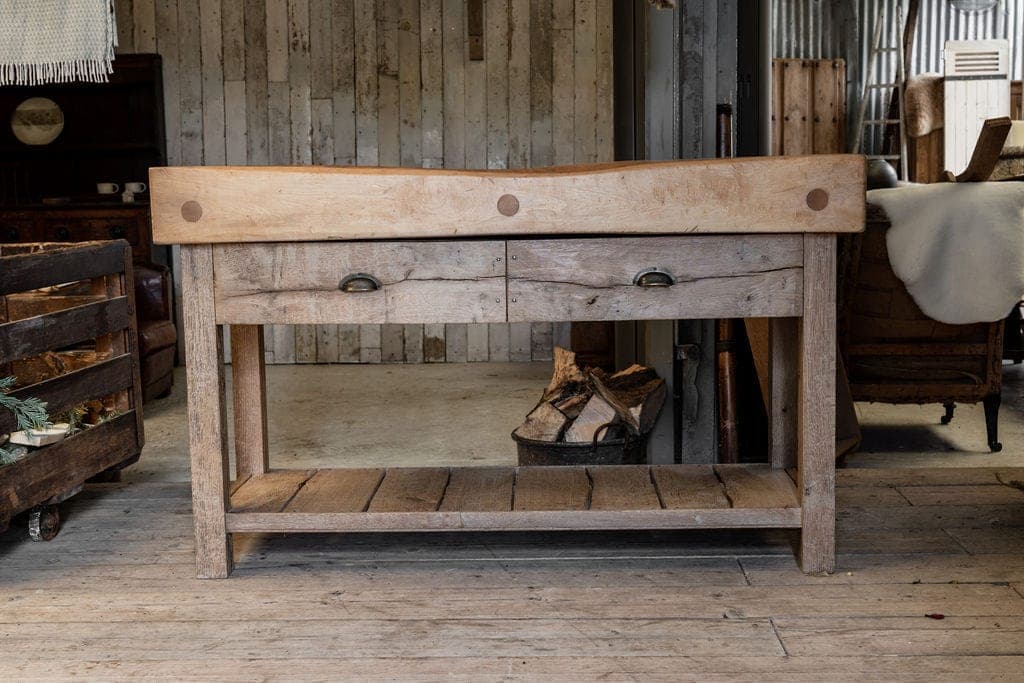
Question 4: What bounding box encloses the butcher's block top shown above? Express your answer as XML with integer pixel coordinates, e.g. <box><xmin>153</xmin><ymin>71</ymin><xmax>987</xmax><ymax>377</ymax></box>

<box><xmin>149</xmin><ymin>156</ymin><xmax>865</xmax><ymax>244</ymax></box>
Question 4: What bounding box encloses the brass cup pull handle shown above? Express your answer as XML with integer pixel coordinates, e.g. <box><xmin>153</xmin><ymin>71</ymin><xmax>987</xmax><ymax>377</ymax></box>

<box><xmin>339</xmin><ymin>273</ymin><xmax>382</xmax><ymax>293</ymax></box>
<box><xmin>633</xmin><ymin>269</ymin><xmax>675</xmax><ymax>288</ymax></box>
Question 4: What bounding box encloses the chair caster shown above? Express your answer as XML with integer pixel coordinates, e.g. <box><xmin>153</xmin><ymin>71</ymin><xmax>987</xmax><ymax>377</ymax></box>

<box><xmin>28</xmin><ymin>504</ymin><xmax>61</xmax><ymax>542</ymax></box>
<box><xmin>940</xmin><ymin>402</ymin><xmax>955</xmax><ymax>425</ymax></box>
<box><xmin>990</xmin><ymin>441</ymin><xmax>1003</xmax><ymax>453</ymax></box>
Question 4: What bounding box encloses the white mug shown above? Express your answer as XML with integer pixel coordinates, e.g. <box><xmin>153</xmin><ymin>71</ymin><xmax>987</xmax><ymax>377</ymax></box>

<box><xmin>96</xmin><ymin>182</ymin><xmax>119</xmax><ymax>195</ymax></box>
<box><xmin>125</xmin><ymin>181</ymin><xmax>147</xmax><ymax>194</ymax></box>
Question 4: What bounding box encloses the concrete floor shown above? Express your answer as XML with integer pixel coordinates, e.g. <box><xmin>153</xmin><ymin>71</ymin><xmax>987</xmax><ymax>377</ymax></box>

<box><xmin>133</xmin><ymin>360</ymin><xmax>1024</xmax><ymax>482</ymax></box>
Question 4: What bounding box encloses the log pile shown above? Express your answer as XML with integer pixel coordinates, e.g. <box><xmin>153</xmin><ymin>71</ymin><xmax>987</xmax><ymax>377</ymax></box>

<box><xmin>514</xmin><ymin>347</ymin><xmax>667</xmax><ymax>445</ymax></box>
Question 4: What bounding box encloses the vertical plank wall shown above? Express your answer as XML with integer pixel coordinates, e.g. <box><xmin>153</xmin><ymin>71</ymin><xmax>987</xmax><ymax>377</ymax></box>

<box><xmin>115</xmin><ymin>0</ymin><xmax>612</xmax><ymax>364</ymax></box>
<box><xmin>771</xmin><ymin>58</ymin><xmax>846</xmax><ymax>156</ymax></box>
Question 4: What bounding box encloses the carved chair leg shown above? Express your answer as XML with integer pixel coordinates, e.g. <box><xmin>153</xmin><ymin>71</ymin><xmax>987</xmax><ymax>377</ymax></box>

<box><xmin>940</xmin><ymin>402</ymin><xmax>956</xmax><ymax>425</ymax></box>
<box><xmin>983</xmin><ymin>394</ymin><xmax>1002</xmax><ymax>453</ymax></box>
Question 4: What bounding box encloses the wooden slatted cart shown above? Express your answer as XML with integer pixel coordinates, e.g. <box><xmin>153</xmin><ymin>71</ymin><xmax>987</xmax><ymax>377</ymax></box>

<box><xmin>0</xmin><ymin>241</ymin><xmax>145</xmax><ymax>539</ymax></box>
<box><xmin>150</xmin><ymin>157</ymin><xmax>864</xmax><ymax>578</ymax></box>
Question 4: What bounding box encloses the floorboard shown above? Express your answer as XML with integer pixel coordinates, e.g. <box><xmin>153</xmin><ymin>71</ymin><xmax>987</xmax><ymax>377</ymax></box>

<box><xmin>1</xmin><ymin>366</ymin><xmax>1022</xmax><ymax>678</ymax></box>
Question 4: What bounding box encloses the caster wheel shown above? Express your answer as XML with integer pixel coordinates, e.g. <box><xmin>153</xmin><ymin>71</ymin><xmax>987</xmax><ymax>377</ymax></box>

<box><xmin>990</xmin><ymin>442</ymin><xmax>1003</xmax><ymax>453</ymax></box>
<box><xmin>940</xmin><ymin>403</ymin><xmax>955</xmax><ymax>425</ymax></box>
<box><xmin>28</xmin><ymin>505</ymin><xmax>60</xmax><ymax>542</ymax></box>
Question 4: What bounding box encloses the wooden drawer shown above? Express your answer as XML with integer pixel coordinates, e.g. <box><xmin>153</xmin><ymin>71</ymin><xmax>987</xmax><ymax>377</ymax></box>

<box><xmin>507</xmin><ymin>236</ymin><xmax>805</xmax><ymax>322</ymax></box>
<box><xmin>0</xmin><ymin>218</ymin><xmax>34</xmax><ymax>242</ymax></box>
<box><xmin>213</xmin><ymin>241</ymin><xmax>507</xmax><ymax>324</ymax></box>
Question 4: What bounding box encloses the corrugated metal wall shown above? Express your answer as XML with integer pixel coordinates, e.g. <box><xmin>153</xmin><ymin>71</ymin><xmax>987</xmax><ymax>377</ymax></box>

<box><xmin>773</xmin><ymin>0</ymin><xmax>1023</xmax><ymax>153</ymax></box>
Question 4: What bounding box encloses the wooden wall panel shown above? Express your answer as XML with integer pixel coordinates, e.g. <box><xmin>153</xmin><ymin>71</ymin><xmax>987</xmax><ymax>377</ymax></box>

<box><xmin>117</xmin><ymin>0</ymin><xmax>612</xmax><ymax>364</ymax></box>
<box><xmin>772</xmin><ymin>58</ymin><xmax>846</xmax><ymax>156</ymax></box>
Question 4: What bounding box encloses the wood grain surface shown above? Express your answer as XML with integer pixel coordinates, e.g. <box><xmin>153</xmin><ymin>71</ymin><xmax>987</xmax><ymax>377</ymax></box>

<box><xmin>150</xmin><ymin>157</ymin><xmax>865</xmax><ymax>244</ymax></box>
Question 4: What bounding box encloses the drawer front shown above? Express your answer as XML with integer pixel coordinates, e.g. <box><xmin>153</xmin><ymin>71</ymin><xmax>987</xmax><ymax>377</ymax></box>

<box><xmin>213</xmin><ymin>241</ymin><xmax>507</xmax><ymax>324</ymax></box>
<box><xmin>0</xmin><ymin>218</ymin><xmax>35</xmax><ymax>242</ymax></box>
<box><xmin>507</xmin><ymin>236</ymin><xmax>804</xmax><ymax>322</ymax></box>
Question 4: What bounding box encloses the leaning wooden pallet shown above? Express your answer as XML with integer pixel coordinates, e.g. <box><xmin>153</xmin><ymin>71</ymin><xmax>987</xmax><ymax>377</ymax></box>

<box><xmin>0</xmin><ymin>241</ymin><xmax>145</xmax><ymax>540</ymax></box>
<box><xmin>150</xmin><ymin>157</ymin><xmax>864</xmax><ymax>578</ymax></box>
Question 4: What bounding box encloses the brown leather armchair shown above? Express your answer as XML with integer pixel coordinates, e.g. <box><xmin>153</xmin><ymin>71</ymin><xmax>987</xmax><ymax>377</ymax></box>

<box><xmin>134</xmin><ymin>263</ymin><xmax>177</xmax><ymax>401</ymax></box>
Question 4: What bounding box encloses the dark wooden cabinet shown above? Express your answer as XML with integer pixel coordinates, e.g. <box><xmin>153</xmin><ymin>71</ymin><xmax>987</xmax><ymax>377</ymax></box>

<box><xmin>0</xmin><ymin>204</ymin><xmax>154</xmax><ymax>263</ymax></box>
<box><xmin>1</xmin><ymin>55</ymin><xmax>176</xmax><ymax>400</ymax></box>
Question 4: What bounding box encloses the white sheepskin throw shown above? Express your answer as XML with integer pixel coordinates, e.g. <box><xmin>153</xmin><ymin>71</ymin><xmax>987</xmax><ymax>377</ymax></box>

<box><xmin>867</xmin><ymin>182</ymin><xmax>1024</xmax><ymax>325</ymax></box>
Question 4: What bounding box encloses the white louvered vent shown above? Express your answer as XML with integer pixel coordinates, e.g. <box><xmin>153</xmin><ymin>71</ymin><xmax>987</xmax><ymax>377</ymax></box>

<box><xmin>944</xmin><ymin>40</ymin><xmax>1011</xmax><ymax>175</ymax></box>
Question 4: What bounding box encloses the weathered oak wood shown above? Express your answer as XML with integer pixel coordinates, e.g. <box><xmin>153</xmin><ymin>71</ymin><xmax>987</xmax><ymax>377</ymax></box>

<box><xmin>589</xmin><ymin>466</ymin><xmax>661</xmax><ymax>511</ymax></box>
<box><xmin>230</xmin><ymin>470</ymin><xmax>314</xmax><ymax>513</ymax></box>
<box><xmin>513</xmin><ymin>467</ymin><xmax>590</xmax><ymax>511</ymax></box>
<box><xmin>770</xmin><ymin>317</ymin><xmax>799</xmax><ymax>469</ymax></box>
<box><xmin>212</xmin><ymin>242</ymin><xmax>506</xmax><ymax>325</ymax></box>
<box><xmin>180</xmin><ymin>245</ymin><xmax>233</xmax><ymax>578</ymax></box>
<box><xmin>367</xmin><ymin>468</ymin><xmax>450</xmax><ymax>513</ymax></box>
<box><xmin>229</xmin><ymin>325</ymin><xmax>269</xmax><ymax>478</ymax></box>
<box><xmin>798</xmin><ymin>234</ymin><xmax>837</xmax><ymax>574</ymax></box>
<box><xmin>226</xmin><ymin>507</ymin><xmax>804</xmax><ymax>533</ymax></box>
<box><xmin>438</xmin><ymin>467</ymin><xmax>515</xmax><ymax>512</ymax></box>
<box><xmin>716</xmin><ymin>465</ymin><xmax>800</xmax><ymax>509</ymax></box>
<box><xmin>150</xmin><ymin>157</ymin><xmax>865</xmax><ymax>244</ymax></box>
<box><xmin>507</xmin><ymin>236</ymin><xmax>805</xmax><ymax>322</ymax></box>
<box><xmin>651</xmin><ymin>465</ymin><xmax>731</xmax><ymax>510</ymax></box>
<box><xmin>283</xmin><ymin>468</ymin><xmax>384</xmax><ymax>513</ymax></box>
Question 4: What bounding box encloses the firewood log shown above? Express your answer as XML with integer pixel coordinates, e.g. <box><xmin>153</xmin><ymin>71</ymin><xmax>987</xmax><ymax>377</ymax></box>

<box><xmin>514</xmin><ymin>401</ymin><xmax>569</xmax><ymax>442</ymax></box>
<box><xmin>590</xmin><ymin>371</ymin><xmax>666</xmax><ymax>435</ymax></box>
<box><xmin>563</xmin><ymin>394</ymin><xmax>618</xmax><ymax>443</ymax></box>
<box><xmin>542</xmin><ymin>346</ymin><xmax>588</xmax><ymax>401</ymax></box>
<box><xmin>553</xmin><ymin>392</ymin><xmax>590</xmax><ymax>420</ymax></box>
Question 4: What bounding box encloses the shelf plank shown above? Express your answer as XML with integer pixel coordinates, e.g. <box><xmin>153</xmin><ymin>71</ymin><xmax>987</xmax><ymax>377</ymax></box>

<box><xmin>284</xmin><ymin>468</ymin><xmax>385</xmax><ymax>513</ymax></box>
<box><xmin>230</xmin><ymin>469</ymin><xmax>314</xmax><ymax>513</ymax></box>
<box><xmin>652</xmin><ymin>465</ymin><xmax>731</xmax><ymax>510</ymax></box>
<box><xmin>513</xmin><ymin>467</ymin><xmax>591</xmax><ymax>511</ymax></box>
<box><xmin>439</xmin><ymin>467</ymin><xmax>515</xmax><ymax>512</ymax></box>
<box><xmin>589</xmin><ymin>466</ymin><xmax>661</xmax><ymax>511</ymax></box>
<box><xmin>225</xmin><ymin>507</ymin><xmax>802</xmax><ymax>533</ymax></box>
<box><xmin>223</xmin><ymin>465</ymin><xmax>804</xmax><ymax>534</ymax></box>
<box><xmin>367</xmin><ymin>468</ymin><xmax>450</xmax><ymax>512</ymax></box>
<box><xmin>715</xmin><ymin>465</ymin><xmax>800</xmax><ymax>509</ymax></box>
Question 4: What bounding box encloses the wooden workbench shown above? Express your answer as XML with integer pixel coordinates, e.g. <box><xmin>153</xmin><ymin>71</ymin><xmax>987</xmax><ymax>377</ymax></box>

<box><xmin>151</xmin><ymin>157</ymin><xmax>864</xmax><ymax>578</ymax></box>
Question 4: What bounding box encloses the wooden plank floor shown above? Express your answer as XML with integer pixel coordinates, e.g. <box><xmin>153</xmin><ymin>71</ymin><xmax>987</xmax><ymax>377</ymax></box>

<box><xmin>1</xmin><ymin>466</ymin><xmax>1023</xmax><ymax>679</ymax></box>
<box><xmin>225</xmin><ymin>464</ymin><xmax>802</xmax><ymax>533</ymax></box>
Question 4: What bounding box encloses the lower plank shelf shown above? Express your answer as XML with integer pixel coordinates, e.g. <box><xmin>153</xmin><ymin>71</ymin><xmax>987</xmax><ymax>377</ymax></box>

<box><xmin>226</xmin><ymin>464</ymin><xmax>802</xmax><ymax>533</ymax></box>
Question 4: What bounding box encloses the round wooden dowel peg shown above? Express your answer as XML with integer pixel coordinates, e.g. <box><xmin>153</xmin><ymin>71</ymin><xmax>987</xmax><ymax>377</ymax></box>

<box><xmin>181</xmin><ymin>200</ymin><xmax>203</xmax><ymax>222</ymax></box>
<box><xmin>806</xmin><ymin>189</ymin><xmax>829</xmax><ymax>211</ymax></box>
<box><xmin>497</xmin><ymin>194</ymin><xmax>520</xmax><ymax>217</ymax></box>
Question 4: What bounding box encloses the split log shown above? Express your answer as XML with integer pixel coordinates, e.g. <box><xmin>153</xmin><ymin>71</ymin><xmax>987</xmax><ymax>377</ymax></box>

<box><xmin>602</xmin><ymin>364</ymin><xmax>658</xmax><ymax>393</ymax></box>
<box><xmin>553</xmin><ymin>392</ymin><xmax>590</xmax><ymax>420</ymax></box>
<box><xmin>563</xmin><ymin>394</ymin><xmax>618</xmax><ymax>443</ymax></box>
<box><xmin>542</xmin><ymin>346</ymin><xmax>588</xmax><ymax>401</ymax></box>
<box><xmin>513</xmin><ymin>401</ymin><xmax>569</xmax><ymax>442</ymax></box>
<box><xmin>590</xmin><ymin>371</ymin><xmax>667</xmax><ymax>435</ymax></box>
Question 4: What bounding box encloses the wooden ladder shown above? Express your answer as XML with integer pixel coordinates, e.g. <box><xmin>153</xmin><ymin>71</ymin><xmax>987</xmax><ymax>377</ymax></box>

<box><xmin>852</xmin><ymin>4</ymin><xmax>909</xmax><ymax>180</ymax></box>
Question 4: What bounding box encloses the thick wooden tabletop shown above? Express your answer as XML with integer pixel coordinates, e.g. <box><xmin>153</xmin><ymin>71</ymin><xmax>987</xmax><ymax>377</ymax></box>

<box><xmin>150</xmin><ymin>156</ymin><xmax>865</xmax><ymax>245</ymax></box>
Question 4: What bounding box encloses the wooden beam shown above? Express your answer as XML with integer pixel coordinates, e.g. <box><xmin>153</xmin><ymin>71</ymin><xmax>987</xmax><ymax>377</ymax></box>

<box><xmin>150</xmin><ymin>157</ymin><xmax>866</xmax><ymax>244</ymax></box>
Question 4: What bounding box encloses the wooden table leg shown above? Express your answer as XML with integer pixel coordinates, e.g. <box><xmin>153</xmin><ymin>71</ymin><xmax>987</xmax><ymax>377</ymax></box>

<box><xmin>181</xmin><ymin>245</ymin><xmax>233</xmax><ymax>578</ymax></box>
<box><xmin>769</xmin><ymin>317</ymin><xmax>799</xmax><ymax>470</ymax></box>
<box><xmin>797</xmin><ymin>234</ymin><xmax>836</xmax><ymax>574</ymax></box>
<box><xmin>230</xmin><ymin>325</ymin><xmax>269</xmax><ymax>479</ymax></box>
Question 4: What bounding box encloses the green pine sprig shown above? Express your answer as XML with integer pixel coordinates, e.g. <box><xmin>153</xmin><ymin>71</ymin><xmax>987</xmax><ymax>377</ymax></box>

<box><xmin>1</xmin><ymin>376</ymin><xmax>51</xmax><ymax>431</ymax></box>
